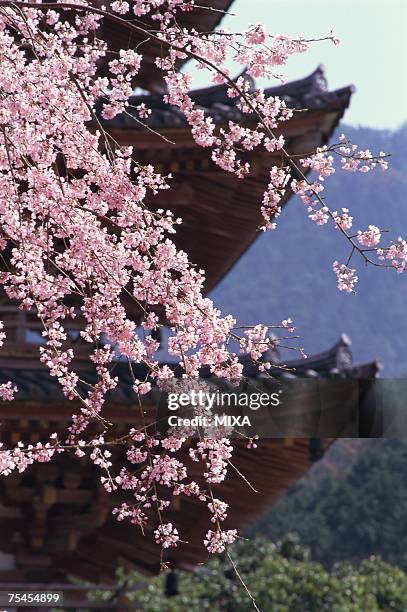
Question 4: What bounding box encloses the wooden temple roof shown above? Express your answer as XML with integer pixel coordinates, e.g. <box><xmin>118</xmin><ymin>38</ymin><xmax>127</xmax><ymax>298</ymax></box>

<box><xmin>0</xmin><ymin>336</ymin><xmax>380</xmax><ymax>582</ymax></box>
<box><xmin>106</xmin><ymin>66</ymin><xmax>350</xmax><ymax>130</ymax></box>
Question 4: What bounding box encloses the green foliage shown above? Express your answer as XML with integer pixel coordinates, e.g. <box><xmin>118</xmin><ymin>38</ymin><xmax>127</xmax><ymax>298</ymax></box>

<box><xmin>103</xmin><ymin>536</ymin><xmax>407</xmax><ymax>611</ymax></box>
<box><xmin>248</xmin><ymin>439</ymin><xmax>407</xmax><ymax>571</ymax></box>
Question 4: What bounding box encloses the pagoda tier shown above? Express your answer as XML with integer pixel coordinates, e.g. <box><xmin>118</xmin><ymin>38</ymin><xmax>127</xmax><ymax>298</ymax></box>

<box><xmin>99</xmin><ymin>66</ymin><xmax>352</xmax><ymax>314</ymax></box>
<box><xmin>0</xmin><ymin>336</ymin><xmax>380</xmax><ymax>583</ymax></box>
<box><xmin>0</xmin><ymin>66</ymin><xmax>351</xmax><ymax>332</ymax></box>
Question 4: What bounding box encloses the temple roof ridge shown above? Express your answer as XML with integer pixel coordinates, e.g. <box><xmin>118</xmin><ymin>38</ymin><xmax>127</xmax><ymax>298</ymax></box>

<box><xmin>0</xmin><ymin>336</ymin><xmax>381</xmax><ymax>407</ymax></box>
<box><xmin>100</xmin><ymin>66</ymin><xmax>353</xmax><ymax>130</ymax></box>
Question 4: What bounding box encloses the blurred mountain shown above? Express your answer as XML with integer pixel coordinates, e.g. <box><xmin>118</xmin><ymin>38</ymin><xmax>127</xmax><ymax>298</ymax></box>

<box><xmin>211</xmin><ymin>124</ymin><xmax>407</xmax><ymax>375</ymax></box>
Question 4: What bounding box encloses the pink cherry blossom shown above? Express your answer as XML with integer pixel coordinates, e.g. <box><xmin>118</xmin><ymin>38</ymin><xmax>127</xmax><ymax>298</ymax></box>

<box><xmin>204</xmin><ymin>529</ymin><xmax>237</xmax><ymax>553</ymax></box>
<box><xmin>357</xmin><ymin>225</ymin><xmax>382</xmax><ymax>247</ymax></box>
<box><xmin>0</xmin><ymin>0</ymin><xmax>403</xmax><ymax>561</ymax></box>
<box><xmin>333</xmin><ymin>208</ymin><xmax>353</xmax><ymax>231</ymax></box>
<box><xmin>154</xmin><ymin>523</ymin><xmax>180</xmax><ymax>549</ymax></box>
<box><xmin>333</xmin><ymin>261</ymin><xmax>359</xmax><ymax>293</ymax></box>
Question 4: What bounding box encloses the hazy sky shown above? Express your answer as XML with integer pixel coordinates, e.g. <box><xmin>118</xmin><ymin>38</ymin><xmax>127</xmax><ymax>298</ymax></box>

<box><xmin>195</xmin><ymin>0</ymin><xmax>407</xmax><ymax>130</ymax></box>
